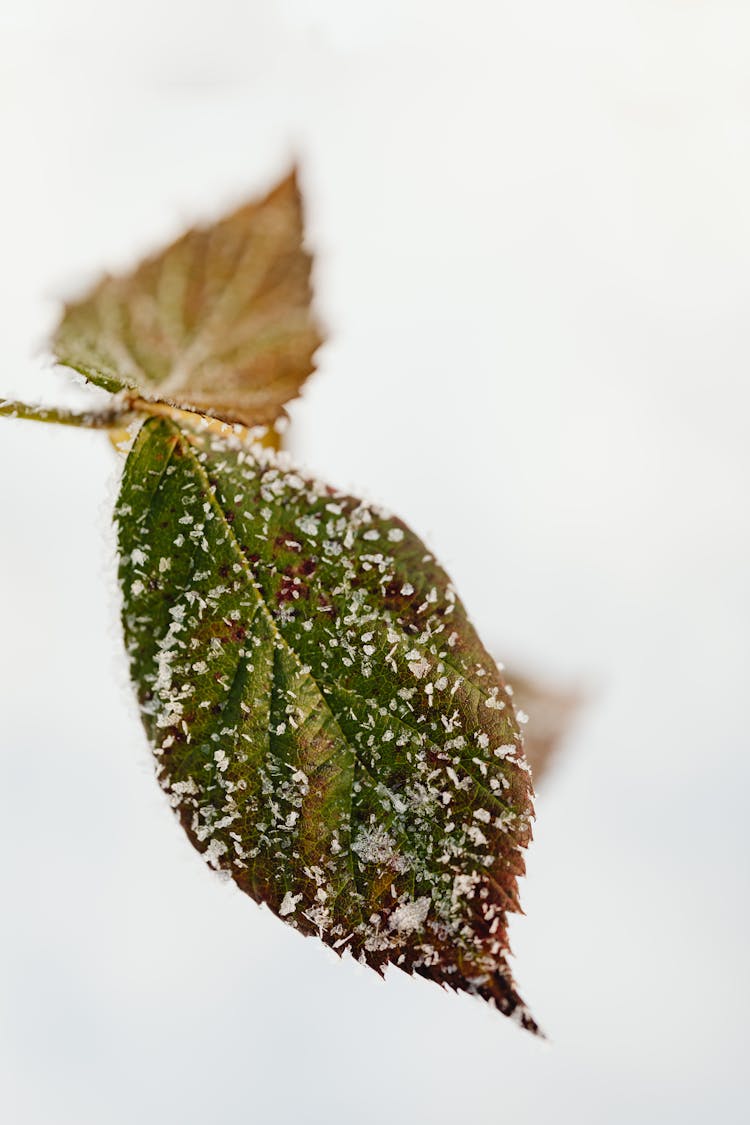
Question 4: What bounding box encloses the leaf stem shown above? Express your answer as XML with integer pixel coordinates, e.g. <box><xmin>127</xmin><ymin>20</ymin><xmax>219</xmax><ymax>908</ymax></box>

<box><xmin>0</xmin><ymin>395</ymin><xmax>282</xmax><ymax>452</ymax></box>
<box><xmin>0</xmin><ymin>398</ymin><xmax>126</xmax><ymax>429</ymax></box>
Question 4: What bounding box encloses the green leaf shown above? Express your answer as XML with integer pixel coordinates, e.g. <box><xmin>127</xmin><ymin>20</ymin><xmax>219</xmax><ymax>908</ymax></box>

<box><xmin>116</xmin><ymin>417</ymin><xmax>537</xmax><ymax>1031</ymax></box>
<box><xmin>53</xmin><ymin>171</ymin><xmax>322</xmax><ymax>427</ymax></box>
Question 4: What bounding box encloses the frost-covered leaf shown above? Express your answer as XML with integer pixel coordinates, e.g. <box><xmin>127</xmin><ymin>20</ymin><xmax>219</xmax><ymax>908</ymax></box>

<box><xmin>53</xmin><ymin>172</ymin><xmax>321</xmax><ymax>426</ymax></box>
<box><xmin>116</xmin><ymin>417</ymin><xmax>537</xmax><ymax>1030</ymax></box>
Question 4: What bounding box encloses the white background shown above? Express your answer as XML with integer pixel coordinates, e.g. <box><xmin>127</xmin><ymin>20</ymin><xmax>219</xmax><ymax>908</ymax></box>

<box><xmin>1</xmin><ymin>3</ymin><xmax>748</xmax><ymax>1122</ymax></box>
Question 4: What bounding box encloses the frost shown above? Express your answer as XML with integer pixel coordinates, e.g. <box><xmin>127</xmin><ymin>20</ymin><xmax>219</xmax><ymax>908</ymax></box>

<box><xmin>466</xmin><ymin>825</ymin><xmax>488</xmax><ymax>846</ymax></box>
<box><xmin>203</xmin><ymin>839</ymin><xmax>228</xmax><ymax>867</ymax></box>
<box><xmin>295</xmin><ymin>514</ymin><xmax>319</xmax><ymax>538</ymax></box>
<box><xmin>452</xmin><ymin>873</ymin><xmax>480</xmax><ymax>903</ymax></box>
<box><xmin>494</xmin><ymin>743</ymin><xmax>517</xmax><ymax>760</ymax></box>
<box><xmin>389</xmin><ymin>896</ymin><xmax>430</xmax><ymax>934</ymax></box>
<box><xmin>484</xmin><ymin>689</ymin><xmax>505</xmax><ymax>711</ymax></box>
<box><xmin>352</xmin><ymin>825</ymin><xmax>408</xmax><ymax>873</ymax></box>
<box><xmin>408</xmin><ymin>656</ymin><xmax>430</xmax><ymax>680</ymax></box>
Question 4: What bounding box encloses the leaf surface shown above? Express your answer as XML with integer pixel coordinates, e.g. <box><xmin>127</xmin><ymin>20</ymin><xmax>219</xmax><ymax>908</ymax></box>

<box><xmin>53</xmin><ymin>172</ymin><xmax>321</xmax><ymax>426</ymax></box>
<box><xmin>116</xmin><ymin>417</ymin><xmax>537</xmax><ymax>1030</ymax></box>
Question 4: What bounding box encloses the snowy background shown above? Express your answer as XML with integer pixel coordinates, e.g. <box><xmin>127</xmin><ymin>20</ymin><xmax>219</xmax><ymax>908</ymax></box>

<box><xmin>1</xmin><ymin>3</ymin><xmax>748</xmax><ymax>1123</ymax></box>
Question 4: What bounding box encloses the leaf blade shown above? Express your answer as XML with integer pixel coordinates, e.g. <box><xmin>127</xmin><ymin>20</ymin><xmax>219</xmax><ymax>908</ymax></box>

<box><xmin>116</xmin><ymin>417</ymin><xmax>537</xmax><ymax>1030</ymax></box>
<box><xmin>54</xmin><ymin>171</ymin><xmax>322</xmax><ymax>426</ymax></box>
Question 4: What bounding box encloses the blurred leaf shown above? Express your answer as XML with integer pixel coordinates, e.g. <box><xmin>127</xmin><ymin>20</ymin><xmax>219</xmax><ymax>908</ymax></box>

<box><xmin>53</xmin><ymin>171</ymin><xmax>322</xmax><ymax>426</ymax></box>
<box><xmin>116</xmin><ymin>417</ymin><xmax>537</xmax><ymax>1030</ymax></box>
<box><xmin>507</xmin><ymin>671</ymin><xmax>581</xmax><ymax>783</ymax></box>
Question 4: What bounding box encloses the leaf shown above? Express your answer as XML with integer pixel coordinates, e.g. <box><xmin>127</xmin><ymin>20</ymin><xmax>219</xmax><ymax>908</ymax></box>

<box><xmin>53</xmin><ymin>171</ymin><xmax>322</xmax><ymax>427</ymax></box>
<box><xmin>116</xmin><ymin>417</ymin><xmax>537</xmax><ymax>1031</ymax></box>
<box><xmin>508</xmin><ymin>670</ymin><xmax>581</xmax><ymax>784</ymax></box>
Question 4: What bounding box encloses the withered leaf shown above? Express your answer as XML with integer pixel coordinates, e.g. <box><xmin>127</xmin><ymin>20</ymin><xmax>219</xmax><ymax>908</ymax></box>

<box><xmin>116</xmin><ymin>417</ymin><xmax>538</xmax><ymax>1030</ymax></box>
<box><xmin>53</xmin><ymin>172</ymin><xmax>322</xmax><ymax>426</ymax></box>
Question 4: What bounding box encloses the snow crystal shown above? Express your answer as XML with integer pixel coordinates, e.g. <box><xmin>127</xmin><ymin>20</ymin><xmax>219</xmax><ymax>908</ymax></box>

<box><xmin>408</xmin><ymin>656</ymin><xmax>430</xmax><ymax>680</ymax></box>
<box><xmin>214</xmin><ymin>749</ymin><xmax>229</xmax><ymax>772</ymax></box>
<box><xmin>203</xmin><ymin>839</ymin><xmax>228</xmax><ymax>868</ymax></box>
<box><xmin>295</xmin><ymin>514</ymin><xmax>319</xmax><ymax>538</ymax></box>
<box><xmin>389</xmin><ymin>896</ymin><xmax>430</xmax><ymax>934</ymax></box>
<box><xmin>467</xmin><ymin>825</ymin><xmax>488</xmax><ymax>846</ymax></box>
<box><xmin>352</xmin><ymin>825</ymin><xmax>408</xmax><ymax>872</ymax></box>
<box><xmin>279</xmin><ymin>891</ymin><xmax>302</xmax><ymax>916</ymax></box>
